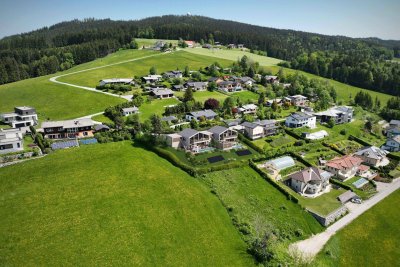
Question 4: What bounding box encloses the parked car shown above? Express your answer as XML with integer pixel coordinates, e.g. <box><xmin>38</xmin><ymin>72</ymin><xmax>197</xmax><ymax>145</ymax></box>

<box><xmin>351</xmin><ymin>197</ymin><xmax>362</xmax><ymax>204</ymax></box>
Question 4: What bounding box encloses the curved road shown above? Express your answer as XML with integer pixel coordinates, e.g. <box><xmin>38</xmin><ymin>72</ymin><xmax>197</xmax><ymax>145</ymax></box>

<box><xmin>49</xmin><ymin>52</ymin><xmax>169</xmax><ymax>101</ymax></box>
<box><xmin>290</xmin><ymin>178</ymin><xmax>400</xmax><ymax>258</ymax></box>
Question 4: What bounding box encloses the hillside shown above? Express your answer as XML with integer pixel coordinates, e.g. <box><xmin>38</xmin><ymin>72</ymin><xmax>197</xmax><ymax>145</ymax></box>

<box><xmin>0</xmin><ymin>15</ymin><xmax>399</xmax><ymax>97</ymax></box>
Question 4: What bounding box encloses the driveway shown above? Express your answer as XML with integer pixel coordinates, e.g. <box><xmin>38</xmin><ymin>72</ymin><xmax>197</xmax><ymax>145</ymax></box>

<box><xmin>290</xmin><ymin>178</ymin><xmax>400</xmax><ymax>257</ymax></box>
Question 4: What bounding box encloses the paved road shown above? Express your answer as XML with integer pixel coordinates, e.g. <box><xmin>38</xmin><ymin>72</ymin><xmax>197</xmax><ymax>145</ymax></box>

<box><xmin>290</xmin><ymin>178</ymin><xmax>400</xmax><ymax>257</ymax></box>
<box><xmin>49</xmin><ymin>52</ymin><xmax>168</xmax><ymax>101</ymax></box>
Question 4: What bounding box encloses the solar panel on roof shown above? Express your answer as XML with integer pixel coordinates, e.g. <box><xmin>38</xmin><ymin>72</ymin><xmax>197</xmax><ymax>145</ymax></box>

<box><xmin>79</xmin><ymin>138</ymin><xmax>98</xmax><ymax>145</ymax></box>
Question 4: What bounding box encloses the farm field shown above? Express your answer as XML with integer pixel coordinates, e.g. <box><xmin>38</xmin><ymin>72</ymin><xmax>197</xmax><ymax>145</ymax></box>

<box><xmin>0</xmin><ymin>141</ymin><xmax>254</xmax><ymax>266</ymax></box>
<box><xmin>201</xmin><ymin>167</ymin><xmax>323</xmax><ymax>262</ymax></box>
<box><xmin>184</xmin><ymin>47</ymin><xmax>282</xmax><ymax>66</ymax></box>
<box><xmin>58</xmin><ymin>50</ymin><xmax>233</xmax><ymax>88</ymax></box>
<box><xmin>267</xmin><ymin>66</ymin><xmax>393</xmax><ymax>106</ymax></box>
<box><xmin>0</xmin><ymin>76</ymin><xmax>125</xmax><ymax>121</ymax></box>
<box><xmin>313</xmin><ymin>190</ymin><xmax>400</xmax><ymax>267</ymax></box>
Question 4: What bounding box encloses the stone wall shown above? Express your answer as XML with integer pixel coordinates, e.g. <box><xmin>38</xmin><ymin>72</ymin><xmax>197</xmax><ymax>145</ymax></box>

<box><xmin>307</xmin><ymin>205</ymin><xmax>348</xmax><ymax>226</ymax></box>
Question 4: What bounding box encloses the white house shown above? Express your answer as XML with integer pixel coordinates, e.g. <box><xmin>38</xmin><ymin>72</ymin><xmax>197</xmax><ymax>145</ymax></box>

<box><xmin>142</xmin><ymin>75</ymin><xmax>162</xmax><ymax>84</ymax></box>
<box><xmin>241</xmin><ymin>121</ymin><xmax>265</xmax><ymax>140</ymax></box>
<box><xmin>99</xmin><ymin>78</ymin><xmax>134</xmax><ymax>87</ymax></box>
<box><xmin>238</xmin><ymin>104</ymin><xmax>258</xmax><ymax>115</ymax></box>
<box><xmin>163</xmin><ymin>71</ymin><xmax>183</xmax><ymax>79</ymax></box>
<box><xmin>0</xmin><ymin>106</ymin><xmax>38</xmax><ymax>128</ymax></box>
<box><xmin>122</xmin><ymin>107</ymin><xmax>139</xmax><ymax>116</ymax></box>
<box><xmin>208</xmin><ymin>126</ymin><xmax>238</xmax><ymax>150</ymax></box>
<box><xmin>150</xmin><ymin>88</ymin><xmax>174</xmax><ymax>99</ymax></box>
<box><xmin>186</xmin><ymin>110</ymin><xmax>217</xmax><ymax>121</ymax></box>
<box><xmin>288</xmin><ymin>167</ymin><xmax>332</xmax><ymax>197</ymax></box>
<box><xmin>325</xmin><ymin>155</ymin><xmax>364</xmax><ymax>181</ymax></box>
<box><xmin>354</xmin><ymin>146</ymin><xmax>389</xmax><ymax>167</ymax></box>
<box><xmin>285</xmin><ymin>112</ymin><xmax>316</xmax><ymax>128</ymax></box>
<box><xmin>382</xmin><ymin>135</ymin><xmax>400</xmax><ymax>152</ymax></box>
<box><xmin>0</xmin><ymin>128</ymin><xmax>24</xmax><ymax>154</ymax></box>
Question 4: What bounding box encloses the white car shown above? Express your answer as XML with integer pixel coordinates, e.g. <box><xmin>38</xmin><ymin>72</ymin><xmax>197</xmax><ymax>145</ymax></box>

<box><xmin>351</xmin><ymin>197</ymin><xmax>362</xmax><ymax>204</ymax></box>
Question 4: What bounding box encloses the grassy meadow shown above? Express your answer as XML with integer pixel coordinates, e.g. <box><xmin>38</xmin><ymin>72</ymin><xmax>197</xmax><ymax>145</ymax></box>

<box><xmin>184</xmin><ymin>47</ymin><xmax>282</xmax><ymax>66</ymax></box>
<box><xmin>58</xmin><ymin>50</ymin><xmax>233</xmax><ymax>88</ymax></box>
<box><xmin>0</xmin><ymin>142</ymin><xmax>254</xmax><ymax>266</ymax></box>
<box><xmin>313</xmin><ymin>190</ymin><xmax>400</xmax><ymax>267</ymax></box>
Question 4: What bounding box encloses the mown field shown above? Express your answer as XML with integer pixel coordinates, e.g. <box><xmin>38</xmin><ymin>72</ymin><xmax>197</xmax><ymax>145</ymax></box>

<box><xmin>0</xmin><ymin>76</ymin><xmax>124</xmax><ymax>121</ymax></box>
<box><xmin>0</xmin><ymin>142</ymin><xmax>254</xmax><ymax>266</ymax></box>
<box><xmin>58</xmin><ymin>50</ymin><xmax>233</xmax><ymax>88</ymax></box>
<box><xmin>184</xmin><ymin>47</ymin><xmax>282</xmax><ymax>66</ymax></box>
<box><xmin>314</xmin><ymin>190</ymin><xmax>400</xmax><ymax>267</ymax></box>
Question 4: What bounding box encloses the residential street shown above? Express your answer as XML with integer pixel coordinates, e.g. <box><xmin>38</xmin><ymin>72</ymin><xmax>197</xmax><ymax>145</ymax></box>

<box><xmin>290</xmin><ymin>178</ymin><xmax>400</xmax><ymax>257</ymax></box>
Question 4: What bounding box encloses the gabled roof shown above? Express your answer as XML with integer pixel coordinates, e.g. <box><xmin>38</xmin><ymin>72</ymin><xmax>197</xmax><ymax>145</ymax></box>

<box><xmin>388</xmin><ymin>135</ymin><xmax>400</xmax><ymax>143</ymax></box>
<box><xmin>290</xmin><ymin>167</ymin><xmax>332</xmax><ymax>183</ymax></box>
<box><xmin>326</xmin><ymin>155</ymin><xmax>363</xmax><ymax>170</ymax></box>
<box><xmin>241</xmin><ymin>121</ymin><xmax>262</xmax><ymax>129</ymax></box>
<box><xmin>354</xmin><ymin>146</ymin><xmax>388</xmax><ymax>160</ymax></box>
<box><xmin>94</xmin><ymin>124</ymin><xmax>110</xmax><ymax>131</ymax></box>
<box><xmin>240</xmin><ymin>76</ymin><xmax>256</xmax><ymax>83</ymax></box>
<box><xmin>241</xmin><ymin>104</ymin><xmax>258</xmax><ymax>110</ymax></box>
<box><xmin>188</xmin><ymin>109</ymin><xmax>217</xmax><ymax>118</ymax></box>
<box><xmin>151</xmin><ymin>88</ymin><xmax>174</xmax><ymax>96</ymax></box>
<box><xmin>208</xmin><ymin>125</ymin><xmax>229</xmax><ymax>135</ymax></box>
<box><xmin>338</xmin><ymin>190</ymin><xmax>357</xmax><ymax>203</ymax></box>
<box><xmin>389</xmin><ymin>120</ymin><xmax>400</xmax><ymax>126</ymax></box>
<box><xmin>289</xmin><ymin>112</ymin><xmax>315</xmax><ymax>121</ymax></box>
<box><xmin>179</xmin><ymin>128</ymin><xmax>199</xmax><ymax>139</ymax></box>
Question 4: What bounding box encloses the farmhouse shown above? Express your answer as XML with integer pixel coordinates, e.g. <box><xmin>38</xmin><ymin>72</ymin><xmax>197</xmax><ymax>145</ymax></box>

<box><xmin>314</xmin><ymin>106</ymin><xmax>353</xmax><ymax>124</ymax></box>
<box><xmin>354</xmin><ymin>146</ymin><xmax>389</xmax><ymax>167</ymax></box>
<box><xmin>382</xmin><ymin>135</ymin><xmax>400</xmax><ymax>152</ymax></box>
<box><xmin>122</xmin><ymin>106</ymin><xmax>139</xmax><ymax>116</ymax></box>
<box><xmin>142</xmin><ymin>75</ymin><xmax>162</xmax><ymax>84</ymax></box>
<box><xmin>238</xmin><ymin>104</ymin><xmax>258</xmax><ymax>115</ymax></box>
<box><xmin>288</xmin><ymin>167</ymin><xmax>332</xmax><ymax>197</ymax></box>
<box><xmin>184</xmin><ymin>81</ymin><xmax>208</xmax><ymax>91</ymax></box>
<box><xmin>150</xmin><ymin>88</ymin><xmax>174</xmax><ymax>99</ymax></box>
<box><xmin>325</xmin><ymin>155</ymin><xmax>364</xmax><ymax>181</ymax></box>
<box><xmin>186</xmin><ymin>110</ymin><xmax>217</xmax><ymax>121</ymax></box>
<box><xmin>285</xmin><ymin>112</ymin><xmax>316</xmax><ymax>128</ymax></box>
<box><xmin>0</xmin><ymin>106</ymin><xmax>38</xmax><ymax>128</ymax></box>
<box><xmin>163</xmin><ymin>71</ymin><xmax>183</xmax><ymax>79</ymax></box>
<box><xmin>208</xmin><ymin>126</ymin><xmax>238</xmax><ymax>150</ymax></box>
<box><xmin>0</xmin><ymin>128</ymin><xmax>24</xmax><ymax>154</ymax></box>
<box><xmin>41</xmin><ymin>118</ymin><xmax>94</xmax><ymax>139</ymax></box>
<box><xmin>286</xmin><ymin>95</ymin><xmax>308</xmax><ymax>107</ymax></box>
<box><xmin>99</xmin><ymin>78</ymin><xmax>134</xmax><ymax>87</ymax></box>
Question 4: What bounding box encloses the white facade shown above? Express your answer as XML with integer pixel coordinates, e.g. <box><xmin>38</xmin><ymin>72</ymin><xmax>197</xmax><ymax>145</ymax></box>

<box><xmin>0</xmin><ymin>128</ymin><xmax>24</xmax><ymax>154</ymax></box>
<box><xmin>285</xmin><ymin>113</ymin><xmax>316</xmax><ymax>128</ymax></box>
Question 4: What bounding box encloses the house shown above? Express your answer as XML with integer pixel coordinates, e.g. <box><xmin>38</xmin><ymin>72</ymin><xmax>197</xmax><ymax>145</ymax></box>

<box><xmin>354</xmin><ymin>146</ymin><xmax>389</xmax><ymax>167</ymax></box>
<box><xmin>184</xmin><ymin>81</ymin><xmax>208</xmax><ymax>91</ymax></box>
<box><xmin>41</xmin><ymin>118</ymin><xmax>94</xmax><ymax>139</ymax></box>
<box><xmin>237</xmin><ymin>44</ymin><xmax>245</xmax><ymax>49</ymax></box>
<box><xmin>208</xmin><ymin>126</ymin><xmax>238</xmax><ymax>150</ymax></box>
<box><xmin>325</xmin><ymin>155</ymin><xmax>364</xmax><ymax>181</ymax></box>
<box><xmin>202</xmin><ymin>44</ymin><xmax>212</xmax><ymax>49</ymax></box>
<box><xmin>141</xmin><ymin>75</ymin><xmax>162</xmax><ymax>84</ymax></box>
<box><xmin>0</xmin><ymin>128</ymin><xmax>24</xmax><ymax>154</ymax></box>
<box><xmin>207</xmin><ymin>77</ymin><xmax>224</xmax><ymax>84</ymax></box>
<box><xmin>227</xmin><ymin>44</ymin><xmax>236</xmax><ymax>49</ymax></box>
<box><xmin>0</xmin><ymin>106</ymin><xmax>38</xmax><ymax>128</ymax></box>
<box><xmin>161</xmin><ymin>116</ymin><xmax>178</xmax><ymax>124</ymax></box>
<box><xmin>239</xmin><ymin>77</ymin><xmax>256</xmax><ymax>87</ymax></box>
<box><xmin>238</xmin><ymin>104</ymin><xmax>258</xmax><ymax>115</ymax></box>
<box><xmin>288</xmin><ymin>167</ymin><xmax>332</xmax><ymax>197</ymax></box>
<box><xmin>285</xmin><ymin>112</ymin><xmax>316</xmax><ymax>128</ymax></box>
<box><xmin>218</xmin><ymin>81</ymin><xmax>242</xmax><ymax>92</ymax></box>
<box><xmin>163</xmin><ymin>71</ymin><xmax>183</xmax><ymax>79</ymax></box>
<box><xmin>99</xmin><ymin>78</ymin><xmax>134</xmax><ymax>87</ymax></box>
<box><xmin>314</xmin><ymin>106</ymin><xmax>353</xmax><ymax>124</ymax></box>
<box><xmin>258</xmin><ymin>120</ymin><xmax>280</xmax><ymax>136</ymax></box>
<box><xmin>185</xmin><ymin>41</ymin><xmax>195</xmax><ymax>48</ymax></box>
<box><xmin>172</xmin><ymin>85</ymin><xmax>184</xmax><ymax>91</ymax></box>
<box><xmin>286</xmin><ymin>95</ymin><xmax>308</xmax><ymax>107</ymax></box>
<box><xmin>382</xmin><ymin>135</ymin><xmax>400</xmax><ymax>152</ymax></box>
<box><xmin>265</xmin><ymin>75</ymin><xmax>279</xmax><ymax>84</ymax></box>
<box><xmin>150</xmin><ymin>88</ymin><xmax>174</xmax><ymax>99</ymax></box>
<box><xmin>153</xmin><ymin>40</ymin><xmax>166</xmax><ymax>51</ymax></box>
<box><xmin>94</xmin><ymin>124</ymin><xmax>110</xmax><ymax>132</ymax></box>
<box><xmin>241</xmin><ymin>121</ymin><xmax>265</xmax><ymax>140</ymax></box>
<box><xmin>265</xmin><ymin>98</ymin><xmax>285</xmax><ymax>107</ymax></box>
<box><xmin>386</xmin><ymin>120</ymin><xmax>400</xmax><ymax>137</ymax></box>
<box><xmin>122</xmin><ymin>107</ymin><xmax>139</xmax><ymax>116</ymax></box>
<box><xmin>178</xmin><ymin>128</ymin><xmax>212</xmax><ymax>152</ymax></box>
<box><xmin>186</xmin><ymin>110</ymin><xmax>217</xmax><ymax>121</ymax></box>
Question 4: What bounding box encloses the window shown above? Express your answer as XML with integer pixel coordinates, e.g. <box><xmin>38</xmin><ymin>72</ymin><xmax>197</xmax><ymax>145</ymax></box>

<box><xmin>84</xmin><ymin>132</ymin><xmax>88</xmax><ymax>136</ymax></box>
<box><xmin>17</xmin><ymin>143</ymin><xmax>20</xmax><ymax>148</ymax></box>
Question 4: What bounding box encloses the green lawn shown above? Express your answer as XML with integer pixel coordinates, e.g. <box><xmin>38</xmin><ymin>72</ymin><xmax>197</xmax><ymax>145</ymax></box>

<box><xmin>175</xmin><ymin>90</ymin><xmax>228</xmax><ymax>103</ymax></box>
<box><xmin>139</xmin><ymin>98</ymin><xmax>180</xmax><ymax>122</ymax></box>
<box><xmin>58</xmin><ymin>50</ymin><xmax>233</xmax><ymax>88</ymax></box>
<box><xmin>343</xmin><ymin>177</ymin><xmax>377</xmax><ymax>199</ymax></box>
<box><xmin>298</xmin><ymin>143</ymin><xmax>342</xmax><ymax>166</ymax></box>
<box><xmin>231</xmin><ymin>90</ymin><xmax>259</xmax><ymax>103</ymax></box>
<box><xmin>295</xmin><ymin>187</ymin><xmax>345</xmax><ymax>216</ymax></box>
<box><xmin>184</xmin><ymin>47</ymin><xmax>282</xmax><ymax>66</ymax></box>
<box><xmin>201</xmin><ymin>167</ymin><xmax>323</xmax><ymax>262</ymax></box>
<box><xmin>252</xmin><ymin>133</ymin><xmax>297</xmax><ymax>151</ymax></box>
<box><xmin>0</xmin><ymin>76</ymin><xmax>124</xmax><ymax>121</ymax></box>
<box><xmin>92</xmin><ymin>114</ymin><xmax>114</xmax><ymax>124</ymax></box>
<box><xmin>314</xmin><ymin>190</ymin><xmax>400</xmax><ymax>267</ymax></box>
<box><xmin>0</xmin><ymin>141</ymin><xmax>254</xmax><ymax>266</ymax></box>
<box><xmin>267</xmin><ymin>66</ymin><xmax>393</xmax><ymax>106</ymax></box>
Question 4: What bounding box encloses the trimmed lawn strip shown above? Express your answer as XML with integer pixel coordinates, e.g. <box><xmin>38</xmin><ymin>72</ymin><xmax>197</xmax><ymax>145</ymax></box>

<box><xmin>138</xmin><ymin>98</ymin><xmax>180</xmax><ymax>122</ymax></box>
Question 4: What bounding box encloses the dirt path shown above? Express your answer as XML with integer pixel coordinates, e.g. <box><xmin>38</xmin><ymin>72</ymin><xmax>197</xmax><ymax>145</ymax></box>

<box><xmin>290</xmin><ymin>178</ymin><xmax>400</xmax><ymax>257</ymax></box>
<box><xmin>49</xmin><ymin>52</ymin><xmax>169</xmax><ymax>101</ymax></box>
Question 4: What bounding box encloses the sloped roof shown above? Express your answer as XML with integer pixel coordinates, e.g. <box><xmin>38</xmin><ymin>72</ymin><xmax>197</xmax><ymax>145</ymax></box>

<box><xmin>354</xmin><ymin>146</ymin><xmax>388</xmax><ymax>160</ymax></box>
<box><xmin>208</xmin><ymin>125</ymin><xmax>229</xmax><ymax>135</ymax></box>
<box><xmin>241</xmin><ymin>121</ymin><xmax>261</xmax><ymax>129</ymax></box>
<box><xmin>338</xmin><ymin>190</ymin><xmax>357</xmax><ymax>203</ymax></box>
<box><xmin>289</xmin><ymin>112</ymin><xmax>315</xmax><ymax>121</ymax></box>
<box><xmin>289</xmin><ymin>167</ymin><xmax>332</xmax><ymax>183</ymax></box>
<box><xmin>188</xmin><ymin>109</ymin><xmax>217</xmax><ymax>118</ymax></box>
<box><xmin>122</xmin><ymin>106</ymin><xmax>139</xmax><ymax>112</ymax></box>
<box><xmin>326</xmin><ymin>155</ymin><xmax>363</xmax><ymax>170</ymax></box>
<box><xmin>265</xmin><ymin>156</ymin><xmax>295</xmax><ymax>170</ymax></box>
<box><xmin>179</xmin><ymin>128</ymin><xmax>199</xmax><ymax>139</ymax></box>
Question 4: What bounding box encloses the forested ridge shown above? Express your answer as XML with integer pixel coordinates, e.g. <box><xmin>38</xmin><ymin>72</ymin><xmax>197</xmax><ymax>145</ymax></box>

<box><xmin>0</xmin><ymin>15</ymin><xmax>399</xmax><ymax>96</ymax></box>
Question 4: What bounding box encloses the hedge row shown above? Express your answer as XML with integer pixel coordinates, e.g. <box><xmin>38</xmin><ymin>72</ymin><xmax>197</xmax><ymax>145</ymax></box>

<box><xmin>387</xmin><ymin>153</ymin><xmax>400</xmax><ymax>161</ymax></box>
<box><xmin>322</xmin><ymin>142</ymin><xmax>346</xmax><ymax>156</ymax></box>
<box><xmin>348</xmin><ymin>135</ymin><xmax>373</xmax><ymax>147</ymax></box>
<box><xmin>249</xmin><ymin>160</ymin><xmax>299</xmax><ymax>204</ymax></box>
<box><xmin>289</xmin><ymin>151</ymin><xmax>314</xmax><ymax>167</ymax></box>
<box><xmin>284</xmin><ymin>128</ymin><xmax>302</xmax><ymax>140</ymax></box>
<box><xmin>329</xmin><ymin>178</ymin><xmax>352</xmax><ymax>191</ymax></box>
<box><xmin>238</xmin><ymin>133</ymin><xmax>264</xmax><ymax>154</ymax></box>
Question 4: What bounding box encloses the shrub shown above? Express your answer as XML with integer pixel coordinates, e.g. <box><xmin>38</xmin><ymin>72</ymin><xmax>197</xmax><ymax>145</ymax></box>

<box><xmin>340</xmin><ymin>129</ymin><xmax>347</xmax><ymax>135</ymax></box>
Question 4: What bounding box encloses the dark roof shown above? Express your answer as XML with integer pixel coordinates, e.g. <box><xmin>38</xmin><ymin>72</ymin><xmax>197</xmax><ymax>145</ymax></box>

<box><xmin>94</xmin><ymin>124</ymin><xmax>110</xmax><ymax>131</ymax></box>
<box><xmin>338</xmin><ymin>190</ymin><xmax>357</xmax><ymax>203</ymax></box>
<box><xmin>241</xmin><ymin>121</ymin><xmax>261</xmax><ymax>129</ymax></box>
<box><xmin>289</xmin><ymin>167</ymin><xmax>332</xmax><ymax>183</ymax></box>
<box><xmin>289</xmin><ymin>112</ymin><xmax>315</xmax><ymax>120</ymax></box>
<box><xmin>179</xmin><ymin>128</ymin><xmax>199</xmax><ymax>139</ymax></box>
<box><xmin>188</xmin><ymin>109</ymin><xmax>217</xmax><ymax>118</ymax></box>
<box><xmin>161</xmin><ymin>116</ymin><xmax>177</xmax><ymax>122</ymax></box>
<box><xmin>208</xmin><ymin>125</ymin><xmax>228</xmax><ymax>135</ymax></box>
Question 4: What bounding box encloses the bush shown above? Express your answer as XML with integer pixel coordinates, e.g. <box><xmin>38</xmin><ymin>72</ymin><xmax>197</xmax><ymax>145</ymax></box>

<box><xmin>340</xmin><ymin>129</ymin><xmax>347</xmax><ymax>135</ymax></box>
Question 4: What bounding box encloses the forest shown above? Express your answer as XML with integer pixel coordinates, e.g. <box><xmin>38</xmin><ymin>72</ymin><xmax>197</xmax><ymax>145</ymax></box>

<box><xmin>0</xmin><ymin>15</ymin><xmax>399</xmax><ymax>97</ymax></box>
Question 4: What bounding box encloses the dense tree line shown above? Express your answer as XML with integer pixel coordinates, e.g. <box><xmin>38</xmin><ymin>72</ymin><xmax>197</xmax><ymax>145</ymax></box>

<box><xmin>1</xmin><ymin>15</ymin><xmax>399</xmax><ymax>97</ymax></box>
